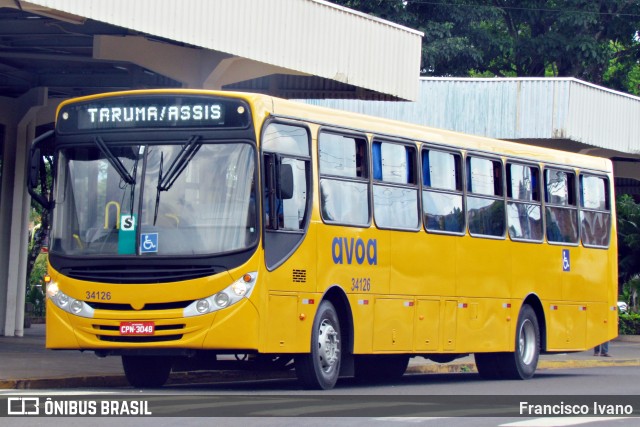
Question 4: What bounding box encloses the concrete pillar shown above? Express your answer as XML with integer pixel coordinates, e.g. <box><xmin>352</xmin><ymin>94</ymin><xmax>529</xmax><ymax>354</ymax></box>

<box><xmin>0</xmin><ymin>117</ymin><xmax>13</xmax><ymax>334</ymax></box>
<box><xmin>0</xmin><ymin>88</ymin><xmax>48</xmax><ymax>337</ymax></box>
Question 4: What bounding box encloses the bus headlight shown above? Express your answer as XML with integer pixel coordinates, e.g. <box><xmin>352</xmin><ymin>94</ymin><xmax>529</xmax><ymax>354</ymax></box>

<box><xmin>46</xmin><ymin>281</ymin><xmax>95</xmax><ymax>318</ymax></box>
<box><xmin>184</xmin><ymin>272</ymin><xmax>257</xmax><ymax>317</ymax></box>
<box><xmin>213</xmin><ymin>292</ymin><xmax>230</xmax><ymax>308</ymax></box>
<box><xmin>195</xmin><ymin>299</ymin><xmax>210</xmax><ymax>314</ymax></box>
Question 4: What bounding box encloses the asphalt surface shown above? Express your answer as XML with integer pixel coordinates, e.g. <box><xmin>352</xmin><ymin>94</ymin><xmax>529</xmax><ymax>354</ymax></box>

<box><xmin>1</xmin><ymin>324</ymin><xmax>639</xmax><ymax>389</ymax></box>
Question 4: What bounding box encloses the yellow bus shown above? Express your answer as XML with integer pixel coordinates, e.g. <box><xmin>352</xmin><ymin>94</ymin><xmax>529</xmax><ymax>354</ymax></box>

<box><xmin>28</xmin><ymin>89</ymin><xmax>618</xmax><ymax>389</ymax></box>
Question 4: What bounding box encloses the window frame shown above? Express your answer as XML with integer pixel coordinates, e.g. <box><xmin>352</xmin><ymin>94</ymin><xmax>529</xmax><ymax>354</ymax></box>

<box><xmin>543</xmin><ymin>167</ymin><xmax>580</xmax><ymax>246</ymax></box>
<box><xmin>318</xmin><ymin>128</ymin><xmax>371</xmax><ymax>228</ymax></box>
<box><xmin>421</xmin><ymin>145</ymin><xmax>466</xmax><ymax>236</ymax></box>
<box><xmin>261</xmin><ymin>120</ymin><xmax>313</xmax><ymax>234</ymax></box>
<box><xmin>465</xmin><ymin>153</ymin><xmax>506</xmax><ymax>239</ymax></box>
<box><xmin>371</xmin><ymin>138</ymin><xmax>420</xmax><ymax>231</ymax></box>
<box><xmin>505</xmin><ymin>161</ymin><xmax>543</xmax><ymax>243</ymax></box>
<box><xmin>579</xmin><ymin>172</ymin><xmax>611</xmax><ymax>249</ymax></box>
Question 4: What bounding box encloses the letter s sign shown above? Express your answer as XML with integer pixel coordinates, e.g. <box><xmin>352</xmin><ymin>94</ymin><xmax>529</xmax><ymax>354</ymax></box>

<box><xmin>120</xmin><ymin>214</ymin><xmax>135</xmax><ymax>231</ymax></box>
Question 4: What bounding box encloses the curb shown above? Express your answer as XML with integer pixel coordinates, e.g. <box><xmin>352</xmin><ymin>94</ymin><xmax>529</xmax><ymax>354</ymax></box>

<box><xmin>0</xmin><ymin>375</ymin><xmax>129</xmax><ymax>390</ymax></box>
<box><xmin>615</xmin><ymin>335</ymin><xmax>640</xmax><ymax>343</ymax></box>
<box><xmin>3</xmin><ymin>359</ymin><xmax>640</xmax><ymax>390</ymax></box>
<box><xmin>405</xmin><ymin>359</ymin><xmax>640</xmax><ymax>375</ymax></box>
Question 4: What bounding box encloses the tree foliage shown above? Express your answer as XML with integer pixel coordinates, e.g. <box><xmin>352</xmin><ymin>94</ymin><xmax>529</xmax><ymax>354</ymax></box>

<box><xmin>26</xmin><ymin>155</ymin><xmax>52</xmax><ymax>286</ymax></box>
<box><xmin>617</xmin><ymin>194</ymin><xmax>640</xmax><ymax>286</ymax></box>
<box><xmin>330</xmin><ymin>0</ymin><xmax>640</xmax><ymax>95</ymax></box>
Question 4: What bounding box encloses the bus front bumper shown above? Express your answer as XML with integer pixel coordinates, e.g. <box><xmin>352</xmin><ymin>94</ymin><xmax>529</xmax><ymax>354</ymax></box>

<box><xmin>45</xmin><ymin>297</ymin><xmax>260</xmax><ymax>352</ymax></box>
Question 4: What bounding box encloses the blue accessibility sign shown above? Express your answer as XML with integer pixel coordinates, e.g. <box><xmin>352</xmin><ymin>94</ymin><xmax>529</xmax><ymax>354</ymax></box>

<box><xmin>140</xmin><ymin>233</ymin><xmax>159</xmax><ymax>254</ymax></box>
<box><xmin>562</xmin><ymin>249</ymin><xmax>570</xmax><ymax>272</ymax></box>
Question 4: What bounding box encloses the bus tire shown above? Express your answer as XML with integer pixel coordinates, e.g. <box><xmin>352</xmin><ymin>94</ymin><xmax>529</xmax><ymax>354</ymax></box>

<box><xmin>502</xmin><ymin>304</ymin><xmax>540</xmax><ymax>379</ymax></box>
<box><xmin>122</xmin><ymin>355</ymin><xmax>172</xmax><ymax>388</ymax></box>
<box><xmin>354</xmin><ymin>354</ymin><xmax>409</xmax><ymax>383</ymax></box>
<box><xmin>474</xmin><ymin>352</ymin><xmax>503</xmax><ymax>379</ymax></box>
<box><xmin>295</xmin><ymin>300</ymin><xmax>342</xmax><ymax>390</ymax></box>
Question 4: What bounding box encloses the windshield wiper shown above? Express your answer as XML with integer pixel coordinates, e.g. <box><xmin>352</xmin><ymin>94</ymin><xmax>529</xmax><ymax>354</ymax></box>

<box><xmin>153</xmin><ymin>135</ymin><xmax>202</xmax><ymax>225</ymax></box>
<box><xmin>95</xmin><ymin>137</ymin><xmax>135</xmax><ymax>185</ymax></box>
<box><xmin>153</xmin><ymin>151</ymin><xmax>164</xmax><ymax>226</ymax></box>
<box><xmin>157</xmin><ymin>135</ymin><xmax>202</xmax><ymax>191</ymax></box>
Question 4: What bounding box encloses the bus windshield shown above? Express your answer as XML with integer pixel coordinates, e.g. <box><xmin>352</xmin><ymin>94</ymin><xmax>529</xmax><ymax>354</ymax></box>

<box><xmin>51</xmin><ymin>141</ymin><xmax>257</xmax><ymax>257</ymax></box>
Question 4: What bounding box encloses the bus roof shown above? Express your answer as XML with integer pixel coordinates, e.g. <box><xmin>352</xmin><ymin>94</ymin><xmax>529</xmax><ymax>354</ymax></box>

<box><xmin>57</xmin><ymin>89</ymin><xmax>613</xmax><ymax>174</ymax></box>
<box><xmin>267</xmin><ymin>95</ymin><xmax>612</xmax><ymax>174</ymax></box>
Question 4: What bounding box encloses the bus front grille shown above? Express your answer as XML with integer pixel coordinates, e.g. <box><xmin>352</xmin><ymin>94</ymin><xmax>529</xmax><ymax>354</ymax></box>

<box><xmin>61</xmin><ymin>265</ymin><xmax>219</xmax><ymax>284</ymax></box>
<box><xmin>86</xmin><ymin>301</ymin><xmax>194</xmax><ymax>311</ymax></box>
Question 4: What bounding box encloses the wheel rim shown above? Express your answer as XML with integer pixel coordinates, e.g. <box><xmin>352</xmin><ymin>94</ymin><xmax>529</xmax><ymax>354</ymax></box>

<box><xmin>518</xmin><ymin>318</ymin><xmax>536</xmax><ymax>365</ymax></box>
<box><xmin>317</xmin><ymin>318</ymin><xmax>340</xmax><ymax>373</ymax></box>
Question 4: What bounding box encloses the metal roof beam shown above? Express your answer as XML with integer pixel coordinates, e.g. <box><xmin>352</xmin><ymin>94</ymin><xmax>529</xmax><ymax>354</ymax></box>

<box><xmin>93</xmin><ymin>35</ymin><xmax>305</xmax><ymax>90</ymax></box>
<box><xmin>94</xmin><ymin>35</ymin><xmax>207</xmax><ymax>88</ymax></box>
<box><xmin>21</xmin><ymin>0</ymin><xmax>423</xmax><ymax>100</ymax></box>
<box><xmin>0</xmin><ymin>51</ymin><xmax>102</xmax><ymax>62</ymax></box>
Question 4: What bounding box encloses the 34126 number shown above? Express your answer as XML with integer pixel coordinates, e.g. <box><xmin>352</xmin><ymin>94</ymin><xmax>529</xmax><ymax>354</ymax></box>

<box><xmin>85</xmin><ymin>291</ymin><xmax>111</xmax><ymax>301</ymax></box>
<box><xmin>351</xmin><ymin>277</ymin><xmax>371</xmax><ymax>292</ymax></box>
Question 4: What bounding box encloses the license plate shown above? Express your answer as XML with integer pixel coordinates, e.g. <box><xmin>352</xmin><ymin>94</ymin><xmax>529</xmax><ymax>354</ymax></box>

<box><xmin>119</xmin><ymin>321</ymin><xmax>155</xmax><ymax>335</ymax></box>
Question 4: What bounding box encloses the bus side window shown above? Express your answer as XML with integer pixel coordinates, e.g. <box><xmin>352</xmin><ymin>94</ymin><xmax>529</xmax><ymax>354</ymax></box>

<box><xmin>318</xmin><ymin>132</ymin><xmax>370</xmax><ymax>226</ymax></box>
<box><xmin>506</xmin><ymin>162</ymin><xmax>543</xmax><ymax>242</ymax></box>
<box><xmin>422</xmin><ymin>148</ymin><xmax>464</xmax><ymax>234</ymax></box>
<box><xmin>544</xmin><ymin>168</ymin><xmax>579</xmax><ymax>244</ymax></box>
<box><xmin>466</xmin><ymin>155</ymin><xmax>505</xmax><ymax>238</ymax></box>
<box><xmin>579</xmin><ymin>174</ymin><xmax>610</xmax><ymax>248</ymax></box>
<box><xmin>372</xmin><ymin>141</ymin><xmax>419</xmax><ymax>230</ymax></box>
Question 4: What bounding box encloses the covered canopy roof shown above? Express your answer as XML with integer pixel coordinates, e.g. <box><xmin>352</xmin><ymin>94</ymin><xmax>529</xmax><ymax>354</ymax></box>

<box><xmin>0</xmin><ymin>0</ymin><xmax>423</xmax><ymax>100</ymax></box>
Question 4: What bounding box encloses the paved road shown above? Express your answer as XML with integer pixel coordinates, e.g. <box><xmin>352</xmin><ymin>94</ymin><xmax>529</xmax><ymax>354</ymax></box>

<box><xmin>2</xmin><ymin>366</ymin><xmax>640</xmax><ymax>426</ymax></box>
<box><xmin>2</xmin><ymin>324</ymin><xmax>640</xmax><ymax>390</ymax></box>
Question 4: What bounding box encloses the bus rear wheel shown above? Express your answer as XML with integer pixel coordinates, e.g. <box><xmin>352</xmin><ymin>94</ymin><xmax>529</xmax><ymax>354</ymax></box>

<box><xmin>475</xmin><ymin>304</ymin><xmax>540</xmax><ymax>380</ymax></box>
<box><xmin>295</xmin><ymin>300</ymin><xmax>342</xmax><ymax>390</ymax></box>
<box><xmin>122</xmin><ymin>355</ymin><xmax>172</xmax><ymax>388</ymax></box>
<box><xmin>504</xmin><ymin>304</ymin><xmax>540</xmax><ymax>379</ymax></box>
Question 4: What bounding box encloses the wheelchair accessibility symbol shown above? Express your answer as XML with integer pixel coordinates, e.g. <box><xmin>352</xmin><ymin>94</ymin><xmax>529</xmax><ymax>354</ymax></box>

<box><xmin>562</xmin><ymin>249</ymin><xmax>570</xmax><ymax>272</ymax></box>
<box><xmin>140</xmin><ymin>233</ymin><xmax>158</xmax><ymax>253</ymax></box>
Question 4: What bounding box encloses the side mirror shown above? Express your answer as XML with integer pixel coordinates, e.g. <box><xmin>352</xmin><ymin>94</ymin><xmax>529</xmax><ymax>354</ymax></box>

<box><xmin>277</xmin><ymin>162</ymin><xmax>294</xmax><ymax>200</ymax></box>
<box><xmin>29</xmin><ymin>146</ymin><xmax>41</xmax><ymax>189</ymax></box>
<box><xmin>27</xmin><ymin>130</ymin><xmax>54</xmax><ymax>209</ymax></box>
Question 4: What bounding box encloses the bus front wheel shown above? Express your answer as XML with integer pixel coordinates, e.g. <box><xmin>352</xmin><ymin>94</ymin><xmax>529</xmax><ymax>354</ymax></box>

<box><xmin>122</xmin><ymin>355</ymin><xmax>172</xmax><ymax>388</ymax></box>
<box><xmin>474</xmin><ymin>352</ymin><xmax>503</xmax><ymax>379</ymax></box>
<box><xmin>295</xmin><ymin>300</ymin><xmax>342</xmax><ymax>390</ymax></box>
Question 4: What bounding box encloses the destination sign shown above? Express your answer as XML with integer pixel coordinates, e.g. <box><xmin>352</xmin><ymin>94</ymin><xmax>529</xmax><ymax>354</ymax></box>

<box><xmin>57</xmin><ymin>95</ymin><xmax>251</xmax><ymax>133</ymax></box>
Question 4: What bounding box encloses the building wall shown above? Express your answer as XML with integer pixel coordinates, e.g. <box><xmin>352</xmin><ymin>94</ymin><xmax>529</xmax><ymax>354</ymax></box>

<box><xmin>299</xmin><ymin>78</ymin><xmax>640</xmax><ymax>156</ymax></box>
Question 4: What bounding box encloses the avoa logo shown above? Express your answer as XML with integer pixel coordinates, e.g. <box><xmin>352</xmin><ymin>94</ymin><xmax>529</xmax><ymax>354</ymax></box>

<box><xmin>331</xmin><ymin>237</ymin><xmax>377</xmax><ymax>265</ymax></box>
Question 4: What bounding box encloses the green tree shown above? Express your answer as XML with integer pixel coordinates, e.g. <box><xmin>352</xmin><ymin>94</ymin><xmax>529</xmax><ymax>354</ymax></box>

<box><xmin>26</xmin><ymin>154</ymin><xmax>53</xmax><ymax>287</ymax></box>
<box><xmin>329</xmin><ymin>0</ymin><xmax>640</xmax><ymax>94</ymax></box>
<box><xmin>617</xmin><ymin>194</ymin><xmax>640</xmax><ymax>289</ymax></box>
<box><xmin>27</xmin><ymin>254</ymin><xmax>47</xmax><ymax>317</ymax></box>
